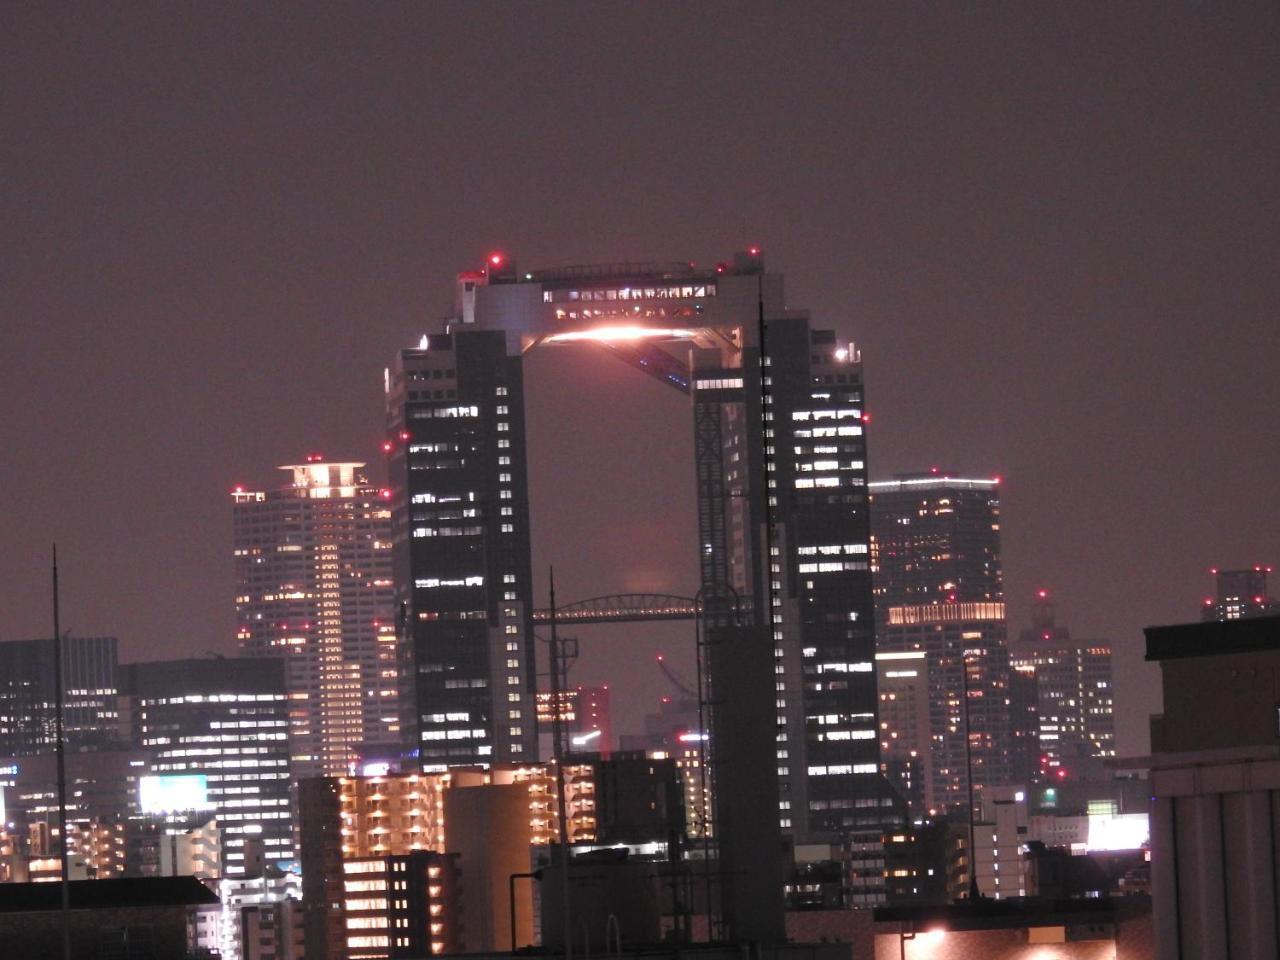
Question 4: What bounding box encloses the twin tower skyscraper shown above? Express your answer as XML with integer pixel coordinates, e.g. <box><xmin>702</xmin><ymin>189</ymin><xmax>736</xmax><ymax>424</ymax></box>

<box><xmin>236</xmin><ymin>251</ymin><xmax>884</xmax><ymax>937</ymax></box>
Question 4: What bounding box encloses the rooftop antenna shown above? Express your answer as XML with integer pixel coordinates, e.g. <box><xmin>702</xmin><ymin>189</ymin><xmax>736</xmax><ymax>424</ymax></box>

<box><xmin>548</xmin><ymin>567</ymin><xmax>573</xmax><ymax>960</ymax></box>
<box><xmin>52</xmin><ymin>545</ymin><xmax>72</xmax><ymax>960</ymax></box>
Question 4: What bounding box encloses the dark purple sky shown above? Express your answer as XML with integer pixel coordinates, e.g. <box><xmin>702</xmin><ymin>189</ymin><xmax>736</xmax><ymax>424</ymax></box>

<box><xmin>4</xmin><ymin>2</ymin><xmax>1278</xmax><ymax>755</ymax></box>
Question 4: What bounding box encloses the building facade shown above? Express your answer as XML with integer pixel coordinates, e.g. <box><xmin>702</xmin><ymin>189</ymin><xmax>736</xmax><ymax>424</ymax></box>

<box><xmin>1136</xmin><ymin>615</ymin><xmax>1280</xmax><ymax>960</ymax></box>
<box><xmin>121</xmin><ymin>659</ymin><xmax>293</xmax><ymax>876</ymax></box>
<box><xmin>868</xmin><ymin>474</ymin><xmax>1003</xmax><ymax>608</ymax></box>
<box><xmin>876</xmin><ymin>603</ymin><xmax>1014</xmax><ymax>813</ymax></box>
<box><xmin>0</xmin><ymin>635</ymin><xmax>120</xmax><ymax>756</ymax></box>
<box><xmin>1009</xmin><ymin>593</ymin><xmax>1115</xmax><ymax>776</ymax></box>
<box><xmin>233</xmin><ymin>459</ymin><xmax>398</xmax><ymax>778</ymax></box>
<box><xmin>870</xmin><ymin>475</ymin><xmax>1018</xmax><ymax>814</ymax></box>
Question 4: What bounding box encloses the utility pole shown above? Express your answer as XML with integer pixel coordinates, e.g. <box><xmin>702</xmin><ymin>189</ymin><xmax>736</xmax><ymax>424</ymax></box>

<box><xmin>548</xmin><ymin>568</ymin><xmax>573</xmax><ymax>960</ymax></box>
<box><xmin>52</xmin><ymin>545</ymin><xmax>72</xmax><ymax>960</ymax></box>
<box><xmin>961</xmin><ymin>648</ymin><xmax>981</xmax><ymax>900</ymax></box>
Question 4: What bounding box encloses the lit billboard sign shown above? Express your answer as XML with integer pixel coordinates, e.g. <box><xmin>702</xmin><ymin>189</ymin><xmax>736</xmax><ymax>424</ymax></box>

<box><xmin>1086</xmin><ymin>813</ymin><xmax>1149</xmax><ymax>852</ymax></box>
<box><xmin>139</xmin><ymin>774</ymin><xmax>210</xmax><ymax>814</ymax></box>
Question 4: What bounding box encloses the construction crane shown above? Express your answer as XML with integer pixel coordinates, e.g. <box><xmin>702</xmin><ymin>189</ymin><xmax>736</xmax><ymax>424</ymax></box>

<box><xmin>654</xmin><ymin>653</ymin><xmax>698</xmax><ymax>698</ymax></box>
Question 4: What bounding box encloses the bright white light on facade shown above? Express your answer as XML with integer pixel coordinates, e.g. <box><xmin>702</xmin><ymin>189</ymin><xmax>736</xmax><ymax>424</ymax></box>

<box><xmin>545</xmin><ymin>326</ymin><xmax>697</xmax><ymax>344</ymax></box>
<box><xmin>139</xmin><ymin>774</ymin><xmax>210</xmax><ymax>814</ymax></box>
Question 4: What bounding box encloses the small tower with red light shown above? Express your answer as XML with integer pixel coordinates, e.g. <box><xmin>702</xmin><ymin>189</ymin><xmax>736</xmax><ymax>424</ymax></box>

<box><xmin>1202</xmin><ymin>566</ymin><xmax>1279</xmax><ymax>622</ymax></box>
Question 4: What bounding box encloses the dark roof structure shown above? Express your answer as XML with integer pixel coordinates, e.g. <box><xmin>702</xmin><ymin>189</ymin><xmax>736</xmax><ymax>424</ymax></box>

<box><xmin>1145</xmin><ymin>615</ymin><xmax>1280</xmax><ymax>662</ymax></box>
<box><xmin>0</xmin><ymin>876</ymin><xmax>219</xmax><ymax>913</ymax></box>
<box><xmin>874</xmin><ymin>897</ymin><xmax>1121</xmax><ymax>931</ymax></box>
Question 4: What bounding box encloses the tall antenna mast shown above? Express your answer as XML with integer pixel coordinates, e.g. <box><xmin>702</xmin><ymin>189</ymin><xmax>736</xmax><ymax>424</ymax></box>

<box><xmin>52</xmin><ymin>545</ymin><xmax>72</xmax><ymax>960</ymax></box>
<box><xmin>548</xmin><ymin>567</ymin><xmax>572</xmax><ymax>960</ymax></box>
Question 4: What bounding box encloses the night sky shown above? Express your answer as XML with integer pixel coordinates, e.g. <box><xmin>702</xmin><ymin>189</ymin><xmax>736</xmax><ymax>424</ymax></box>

<box><xmin>4</xmin><ymin>2</ymin><xmax>1278</xmax><ymax>756</ymax></box>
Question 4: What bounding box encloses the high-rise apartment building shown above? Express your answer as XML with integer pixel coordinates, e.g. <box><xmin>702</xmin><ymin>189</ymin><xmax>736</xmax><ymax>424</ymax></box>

<box><xmin>299</xmin><ymin>763</ymin><xmax>635</xmax><ymax>959</ymax></box>
<box><xmin>870</xmin><ymin>474</ymin><xmax>1016</xmax><ymax>813</ymax></box>
<box><xmin>875</xmin><ymin>649</ymin><xmax>929</xmax><ymax>812</ymax></box>
<box><xmin>1201</xmin><ymin>565</ymin><xmax>1278</xmax><ymax>621</ymax></box>
<box><xmin>1010</xmin><ymin>593</ymin><xmax>1115</xmax><ymax>775</ymax></box>
<box><xmin>121</xmin><ymin>658</ymin><xmax>293</xmax><ymax>876</ymax></box>
<box><xmin>877</xmin><ymin>603</ymin><xmax>1014</xmax><ymax>812</ymax></box>
<box><xmin>0</xmin><ymin>635</ymin><xmax>120</xmax><ymax>755</ymax></box>
<box><xmin>233</xmin><ymin>459</ymin><xmax>398</xmax><ymax>778</ymax></box>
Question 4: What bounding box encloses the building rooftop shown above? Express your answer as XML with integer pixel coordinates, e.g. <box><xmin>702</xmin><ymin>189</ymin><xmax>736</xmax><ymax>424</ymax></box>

<box><xmin>0</xmin><ymin>876</ymin><xmax>220</xmax><ymax>913</ymax></box>
<box><xmin>868</xmin><ymin>475</ymin><xmax>1000</xmax><ymax>491</ymax></box>
<box><xmin>873</xmin><ymin>896</ymin><xmax>1132</xmax><ymax>931</ymax></box>
<box><xmin>1145</xmin><ymin>615</ymin><xmax>1280</xmax><ymax>662</ymax></box>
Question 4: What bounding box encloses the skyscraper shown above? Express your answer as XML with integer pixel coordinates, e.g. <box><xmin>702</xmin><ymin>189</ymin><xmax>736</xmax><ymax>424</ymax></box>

<box><xmin>121</xmin><ymin>658</ymin><xmax>293</xmax><ymax>876</ymax></box>
<box><xmin>233</xmin><ymin>459</ymin><xmax>398</xmax><ymax>778</ymax></box>
<box><xmin>869</xmin><ymin>473</ymin><xmax>1002</xmax><ymax>608</ymax></box>
<box><xmin>386</xmin><ymin>250</ymin><xmax>884</xmax><ymax>933</ymax></box>
<box><xmin>384</xmin><ymin>252</ymin><xmax>883</xmax><ymax>837</ymax></box>
<box><xmin>876</xmin><ymin>602</ymin><xmax>1013</xmax><ymax>812</ymax></box>
<box><xmin>0</xmin><ymin>635</ymin><xmax>120</xmax><ymax>756</ymax></box>
<box><xmin>1200</xmin><ymin>565</ymin><xmax>1278</xmax><ymax>621</ymax></box>
<box><xmin>1009</xmin><ymin>592</ymin><xmax>1115</xmax><ymax>776</ymax></box>
<box><xmin>870</xmin><ymin>474</ymin><xmax>1016</xmax><ymax>813</ymax></box>
<box><xmin>385</xmin><ymin>328</ymin><xmax>537</xmax><ymax>769</ymax></box>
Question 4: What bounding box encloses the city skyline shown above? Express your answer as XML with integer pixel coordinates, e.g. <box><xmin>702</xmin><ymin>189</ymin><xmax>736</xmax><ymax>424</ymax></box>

<box><xmin>5</xmin><ymin>2</ymin><xmax>1280</xmax><ymax>766</ymax></box>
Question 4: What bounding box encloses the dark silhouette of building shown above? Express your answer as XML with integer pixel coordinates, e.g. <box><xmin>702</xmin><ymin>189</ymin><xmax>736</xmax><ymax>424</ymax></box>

<box><xmin>0</xmin><ymin>635</ymin><xmax>120</xmax><ymax>756</ymax></box>
<box><xmin>0</xmin><ymin>875</ymin><xmax>219</xmax><ymax>959</ymax></box>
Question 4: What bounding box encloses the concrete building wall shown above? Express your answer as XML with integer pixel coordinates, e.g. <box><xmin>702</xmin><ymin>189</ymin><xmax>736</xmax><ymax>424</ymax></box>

<box><xmin>1149</xmin><ymin>755</ymin><xmax>1280</xmax><ymax>960</ymax></box>
<box><xmin>443</xmin><ymin>782</ymin><xmax>535</xmax><ymax>952</ymax></box>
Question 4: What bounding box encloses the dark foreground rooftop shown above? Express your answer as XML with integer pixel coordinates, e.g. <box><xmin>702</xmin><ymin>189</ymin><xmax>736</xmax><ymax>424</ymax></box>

<box><xmin>874</xmin><ymin>896</ymin><xmax>1144</xmax><ymax>931</ymax></box>
<box><xmin>0</xmin><ymin>876</ymin><xmax>219</xmax><ymax>912</ymax></box>
<box><xmin>1145</xmin><ymin>615</ymin><xmax>1280</xmax><ymax>662</ymax></box>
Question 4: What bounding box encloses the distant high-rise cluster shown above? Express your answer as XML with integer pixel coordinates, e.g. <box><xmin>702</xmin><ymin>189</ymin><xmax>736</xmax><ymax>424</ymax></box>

<box><xmin>870</xmin><ymin>474</ymin><xmax>1016</xmax><ymax>813</ymax></box>
<box><xmin>870</xmin><ymin>473</ymin><xmax>1118</xmax><ymax>819</ymax></box>
<box><xmin>1</xmin><ymin>252</ymin><xmax>1159</xmax><ymax>953</ymax></box>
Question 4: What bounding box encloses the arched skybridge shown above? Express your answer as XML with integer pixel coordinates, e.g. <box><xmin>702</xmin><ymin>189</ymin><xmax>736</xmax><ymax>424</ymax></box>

<box><xmin>531</xmin><ymin>593</ymin><xmax>699</xmax><ymax>625</ymax></box>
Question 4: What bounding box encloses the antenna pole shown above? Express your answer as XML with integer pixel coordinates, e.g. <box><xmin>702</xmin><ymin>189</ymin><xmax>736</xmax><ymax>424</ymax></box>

<box><xmin>548</xmin><ymin>567</ymin><xmax>572</xmax><ymax>960</ymax></box>
<box><xmin>52</xmin><ymin>545</ymin><xmax>72</xmax><ymax>960</ymax></box>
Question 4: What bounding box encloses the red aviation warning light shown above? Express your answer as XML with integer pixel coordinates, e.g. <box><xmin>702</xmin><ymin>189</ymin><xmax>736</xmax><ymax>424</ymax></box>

<box><xmin>381</xmin><ymin>440</ymin><xmax>394</xmax><ymax>453</ymax></box>
<box><xmin>485</xmin><ymin>251</ymin><xmax>515</xmax><ymax>279</ymax></box>
<box><xmin>747</xmin><ymin>245</ymin><xmax>761</xmax><ymax>257</ymax></box>
<box><xmin>1037</xmin><ymin>589</ymin><xmax>1048</xmax><ymax>600</ymax></box>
